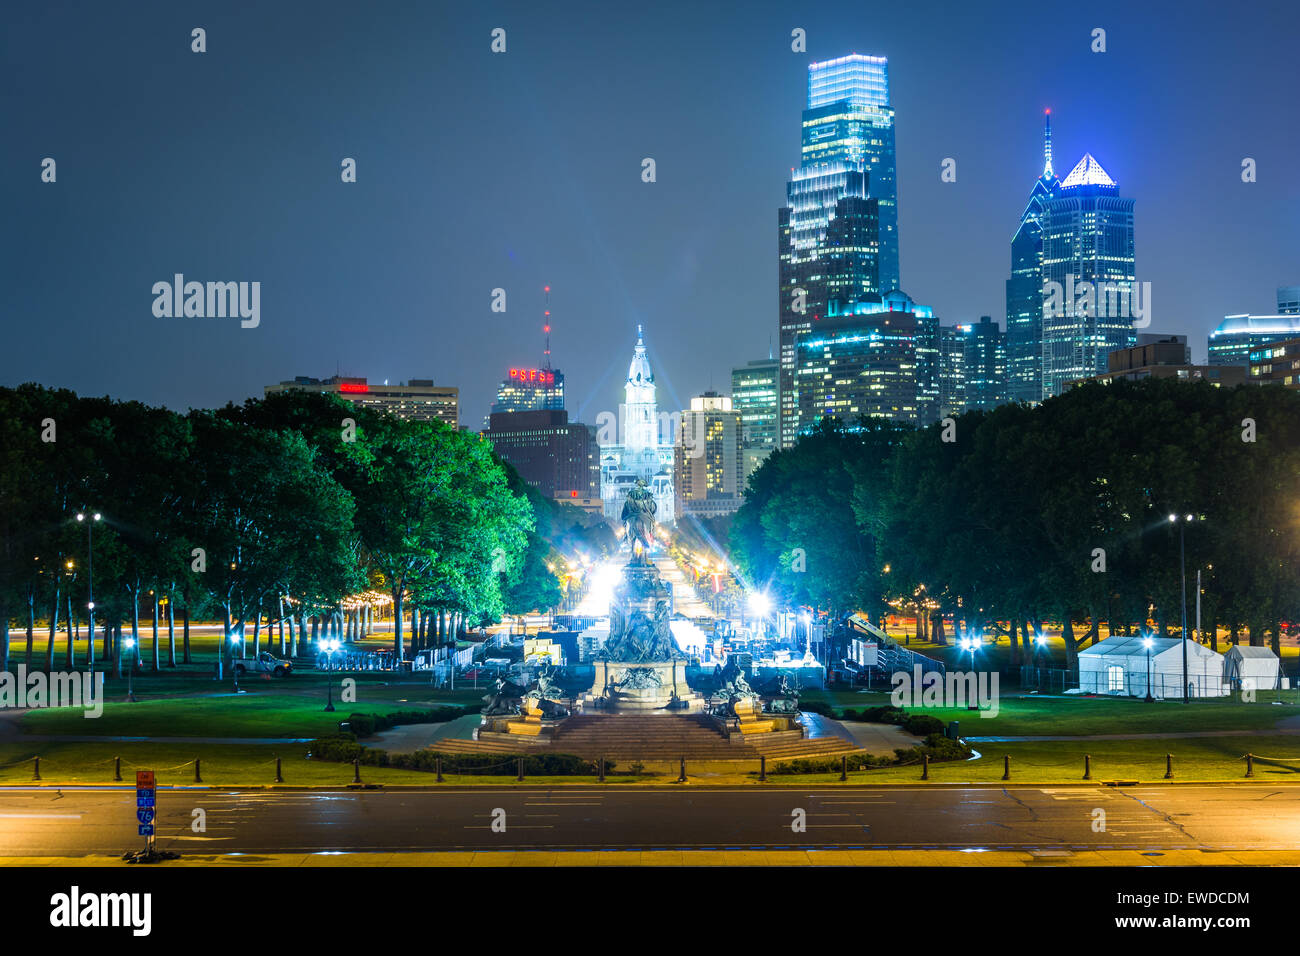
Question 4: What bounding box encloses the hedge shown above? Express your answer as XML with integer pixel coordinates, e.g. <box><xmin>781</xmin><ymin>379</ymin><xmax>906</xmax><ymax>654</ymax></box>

<box><xmin>343</xmin><ymin>707</ymin><xmax>468</xmax><ymax>737</ymax></box>
<box><xmin>306</xmin><ymin>735</ymin><xmax>612</xmax><ymax>776</ymax></box>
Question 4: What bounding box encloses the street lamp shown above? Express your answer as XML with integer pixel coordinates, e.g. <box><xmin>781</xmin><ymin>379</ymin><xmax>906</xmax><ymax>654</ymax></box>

<box><xmin>960</xmin><ymin>635</ymin><xmax>981</xmax><ymax>710</ymax></box>
<box><xmin>321</xmin><ymin>638</ymin><xmax>341</xmax><ymax>712</ymax></box>
<box><xmin>122</xmin><ymin>636</ymin><xmax>137</xmax><ymax>702</ymax></box>
<box><xmin>1168</xmin><ymin>513</ymin><xmax>1201</xmax><ymax>704</ymax></box>
<box><xmin>75</xmin><ymin>512</ymin><xmax>102</xmax><ymax>674</ymax></box>
<box><xmin>1142</xmin><ymin>635</ymin><xmax>1155</xmax><ymax>702</ymax></box>
<box><xmin>229</xmin><ymin>635</ymin><xmax>243</xmax><ymax>694</ymax></box>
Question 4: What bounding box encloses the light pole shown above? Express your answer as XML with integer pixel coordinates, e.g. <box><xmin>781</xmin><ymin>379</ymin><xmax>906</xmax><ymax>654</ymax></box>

<box><xmin>229</xmin><ymin>635</ymin><xmax>243</xmax><ymax>694</ymax></box>
<box><xmin>75</xmin><ymin>512</ymin><xmax>101</xmax><ymax>673</ymax></box>
<box><xmin>1142</xmin><ymin>635</ymin><xmax>1154</xmax><ymax>702</ymax></box>
<box><xmin>122</xmin><ymin>636</ymin><xmax>137</xmax><ymax>702</ymax></box>
<box><xmin>1169</xmin><ymin>513</ymin><xmax>1200</xmax><ymax>704</ymax></box>
<box><xmin>961</xmin><ymin>635</ymin><xmax>980</xmax><ymax>710</ymax></box>
<box><xmin>321</xmin><ymin>638</ymin><xmax>340</xmax><ymax>711</ymax></box>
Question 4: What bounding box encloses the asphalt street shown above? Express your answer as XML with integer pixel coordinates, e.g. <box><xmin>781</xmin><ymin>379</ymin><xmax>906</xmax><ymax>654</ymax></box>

<box><xmin>0</xmin><ymin>784</ymin><xmax>1296</xmax><ymax>856</ymax></box>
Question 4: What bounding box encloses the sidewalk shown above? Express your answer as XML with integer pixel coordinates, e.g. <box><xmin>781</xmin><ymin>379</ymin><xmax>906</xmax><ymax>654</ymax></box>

<box><xmin>5</xmin><ymin>848</ymin><xmax>1299</xmax><ymax>866</ymax></box>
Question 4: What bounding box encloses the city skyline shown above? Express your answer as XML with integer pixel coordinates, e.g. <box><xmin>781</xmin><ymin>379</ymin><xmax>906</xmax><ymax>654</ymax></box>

<box><xmin>5</xmin><ymin>0</ymin><xmax>1299</xmax><ymax>429</ymax></box>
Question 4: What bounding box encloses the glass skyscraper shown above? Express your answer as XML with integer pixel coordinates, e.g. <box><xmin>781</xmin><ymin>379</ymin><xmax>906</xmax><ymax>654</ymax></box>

<box><xmin>1039</xmin><ymin>152</ymin><xmax>1136</xmax><ymax>398</ymax></box>
<box><xmin>778</xmin><ymin>53</ymin><xmax>897</xmax><ymax>447</ymax></box>
<box><xmin>1006</xmin><ymin>112</ymin><xmax>1060</xmax><ymax>405</ymax></box>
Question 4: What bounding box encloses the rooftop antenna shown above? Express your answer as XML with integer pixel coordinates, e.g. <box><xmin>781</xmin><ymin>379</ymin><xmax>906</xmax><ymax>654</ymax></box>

<box><xmin>542</xmin><ymin>285</ymin><xmax>552</xmax><ymax>371</ymax></box>
<box><xmin>1043</xmin><ymin>108</ymin><xmax>1054</xmax><ymax>179</ymax></box>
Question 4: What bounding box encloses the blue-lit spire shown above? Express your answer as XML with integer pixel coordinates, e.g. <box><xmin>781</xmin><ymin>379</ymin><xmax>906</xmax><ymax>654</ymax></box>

<box><xmin>1043</xmin><ymin>109</ymin><xmax>1054</xmax><ymax>179</ymax></box>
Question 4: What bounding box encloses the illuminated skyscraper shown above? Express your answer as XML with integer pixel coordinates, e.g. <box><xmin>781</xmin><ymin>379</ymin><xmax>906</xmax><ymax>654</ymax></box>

<box><xmin>1039</xmin><ymin>152</ymin><xmax>1137</xmax><ymax>398</ymax></box>
<box><xmin>731</xmin><ymin>357</ymin><xmax>779</xmax><ymax>483</ymax></box>
<box><xmin>962</xmin><ymin>315</ymin><xmax>1008</xmax><ymax>412</ymax></box>
<box><xmin>489</xmin><ymin>367</ymin><xmax>564</xmax><ymax>419</ymax></box>
<box><xmin>778</xmin><ymin>53</ymin><xmax>896</xmax><ymax>447</ymax></box>
<box><xmin>1006</xmin><ymin>111</ymin><xmax>1060</xmax><ymax>405</ymax></box>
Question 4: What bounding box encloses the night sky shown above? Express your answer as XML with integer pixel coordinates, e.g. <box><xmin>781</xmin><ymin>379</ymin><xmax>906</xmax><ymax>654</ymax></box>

<box><xmin>5</xmin><ymin>0</ymin><xmax>1298</xmax><ymax>427</ymax></box>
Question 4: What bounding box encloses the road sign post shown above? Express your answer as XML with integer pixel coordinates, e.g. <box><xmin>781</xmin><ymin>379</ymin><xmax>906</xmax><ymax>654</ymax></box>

<box><xmin>136</xmin><ymin>770</ymin><xmax>156</xmax><ymax>851</ymax></box>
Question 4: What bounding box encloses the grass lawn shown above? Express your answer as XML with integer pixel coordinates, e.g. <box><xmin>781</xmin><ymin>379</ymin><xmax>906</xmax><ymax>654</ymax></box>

<box><xmin>806</xmin><ymin>688</ymin><xmax>1300</xmax><ymax>735</ymax></box>
<box><xmin>20</xmin><ymin>684</ymin><xmax>484</xmax><ymax>738</ymax></box>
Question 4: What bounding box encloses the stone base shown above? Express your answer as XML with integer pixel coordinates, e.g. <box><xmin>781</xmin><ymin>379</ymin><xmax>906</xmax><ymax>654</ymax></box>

<box><xmin>585</xmin><ymin>659</ymin><xmax>707</xmax><ymax>713</ymax></box>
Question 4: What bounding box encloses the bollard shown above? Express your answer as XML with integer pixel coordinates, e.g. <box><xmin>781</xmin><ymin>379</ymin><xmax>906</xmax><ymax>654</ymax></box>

<box><xmin>760</xmin><ymin>756</ymin><xmax>766</xmax><ymax>782</ymax></box>
<box><xmin>352</xmin><ymin>758</ymin><xmax>360</xmax><ymax>784</ymax></box>
<box><xmin>1164</xmin><ymin>753</ymin><xmax>1173</xmax><ymax>780</ymax></box>
<box><xmin>275</xmin><ymin>756</ymin><xmax>283</xmax><ymax>783</ymax></box>
<box><xmin>1083</xmin><ymin>754</ymin><xmax>1091</xmax><ymax>780</ymax></box>
<box><xmin>1002</xmin><ymin>755</ymin><xmax>1010</xmax><ymax>781</ymax></box>
<box><xmin>599</xmin><ymin>756</ymin><xmax>605</xmax><ymax>783</ymax></box>
<box><xmin>114</xmin><ymin>756</ymin><xmax>122</xmax><ymax>782</ymax></box>
<box><xmin>436</xmin><ymin>755</ymin><xmax>444</xmax><ymax>783</ymax></box>
<box><xmin>517</xmin><ymin>756</ymin><xmax>524</xmax><ymax>782</ymax></box>
<box><xmin>922</xmin><ymin>753</ymin><xmax>929</xmax><ymax>780</ymax></box>
<box><xmin>32</xmin><ymin>757</ymin><xmax>40</xmax><ymax>781</ymax></box>
<box><xmin>678</xmin><ymin>757</ymin><xmax>686</xmax><ymax>783</ymax></box>
<box><xmin>193</xmin><ymin>758</ymin><xmax>202</xmax><ymax>783</ymax></box>
<box><xmin>840</xmin><ymin>755</ymin><xmax>847</xmax><ymax>782</ymax></box>
<box><xmin>1245</xmin><ymin>753</ymin><xmax>1255</xmax><ymax>778</ymax></box>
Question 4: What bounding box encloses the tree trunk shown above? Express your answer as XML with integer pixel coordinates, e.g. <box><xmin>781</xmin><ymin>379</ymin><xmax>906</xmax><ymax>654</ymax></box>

<box><xmin>151</xmin><ymin>594</ymin><xmax>160</xmax><ymax>671</ymax></box>
<box><xmin>931</xmin><ymin>611</ymin><xmax>946</xmax><ymax>646</ymax></box>
<box><xmin>1249</xmin><ymin>621</ymin><xmax>1264</xmax><ymax>647</ymax></box>
<box><xmin>311</xmin><ymin>615</ymin><xmax>319</xmax><ymax>643</ymax></box>
<box><xmin>277</xmin><ymin>597</ymin><xmax>286</xmax><ymax>656</ymax></box>
<box><xmin>1063</xmin><ymin>617</ymin><xmax>1080</xmax><ymax>670</ymax></box>
<box><xmin>252</xmin><ymin>602</ymin><xmax>262</xmax><ymax>657</ymax></box>
<box><xmin>46</xmin><ymin>583</ymin><xmax>60</xmax><ymax>672</ymax></box>
<box><xmin>25</xmin><ymin>594</ymin><xmax>34</xmax><ymax>666</ymax></box>
<box><xmin>66</xmin><ymin>592</ymin><xmax>75</xmax><ymax>669</ymax></box>
<box><xmin>167</xmin><ymin>596</ymin><xmax>176</xmax><ymax>667</ymax></box>
<box><xmin>1271</xmin><ymin>621</ymin><xmax>1282</xmax><ymax>658</ymax></box>
<box><xmin>131</xmin><ymin>590</ymin><xmax>140</xmax><ymax>672</ymax></box>
<box><xmin>0</xmin><ymin>613</ymin><xmax>8</xmax><ymax>674</ymax></box>
<box><xmin>392</xmin><ymin>587</ymin><xmax>405</xmax><ymax>660</ymax></box>
<box><xmin>112</xmin><ymin>621</ymin><xmax>122</xmax><ymax>679</ymax></box>
<box><xmin>182</xmin><ymin>606</ymin><xmax>191</xmax><ymax>664</ymax></box>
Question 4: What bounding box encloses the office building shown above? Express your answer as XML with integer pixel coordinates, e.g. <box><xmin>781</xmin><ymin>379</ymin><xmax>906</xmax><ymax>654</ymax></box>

<box><xmin>1006</xmin><ymin>112</ymin><xmax>1061</xmax><ymax>405</ymax></box>
<box><xmin>482</xmin><ymin>409</ymin><xmax>599</xmax><ymax>500</ymax></box>
<box><xmin>792</xmin><ymin>290</ymin><xmax>939</xmax><ymax>430</ymax></box>
<box><xmin>1072</xmin><ymin>338</ymin><xmax>1246</xmax><ymax>387</ymax></box>
<box><xmin>265</xmin><ymin>376</ymin><xmax>458</xmax><ymax>427</ymax></box>
<box><xmin>489</xmin><ymin>367</ymin><xmax>565</xmax><ymax>418</ymax></box>
<box><xmin>962</xmin><ymin>315</ymin><xmax>1009</xmax><ymax>412</ymax></box>
<box><xmin>1039</xmin><ymin>150</ymin><xmax>1138</xmax><ymax>398</ymax></box>
<box><xmin>730</xmin><ymin>358</ymin><xmax>779</xmax><ymax>484</ymax></box>
<box><xmin>674</xmin><ymin>392</ymin><xmax>744</xmax><ymax>519</ymax></box>
<box><xmin>779</xmin><ymin>53</ymin><xmax>897</xmax><ymax>447</ymax></box>
<box><xmin>1208</xmin><ymin>314</ymin><xmax>1300</xmax><ymax>366</ymax></box>
<box><xmin>1250</xmin><ymin>338</ymin><xmax>1300</xmax><ymax>388</ymax></box>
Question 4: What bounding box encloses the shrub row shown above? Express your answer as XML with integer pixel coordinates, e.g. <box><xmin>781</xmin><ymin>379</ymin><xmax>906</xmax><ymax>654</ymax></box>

<box><xmin>306</xmin><ymin>735</ymin><xmax>612</xmax><ymax>776</ymax></box>
<box><xmin>769</xmin><ymin>733</ymin><xmax>971</xmax><ymax>775</ymax></box>
<box><xmin>343</xmin><ymin>707</ymin><xmax>468</xmax><ymax>737</ymax></box>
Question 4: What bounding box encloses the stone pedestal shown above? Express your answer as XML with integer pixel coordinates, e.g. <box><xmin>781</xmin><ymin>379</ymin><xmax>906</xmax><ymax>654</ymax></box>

<box><xmin>732</xmin><ymin>697</ymin><xmax>777</xmax><ymax>735</ymax></box>
<box><xmin>588</xmin><ymin>659</ymin><xmax>704</xmax><ymax>713</ymax></box>
<box><xmin>505</xmin><ymin>698</ymin><xmax>545</xmax><ymax>736</ymax></box>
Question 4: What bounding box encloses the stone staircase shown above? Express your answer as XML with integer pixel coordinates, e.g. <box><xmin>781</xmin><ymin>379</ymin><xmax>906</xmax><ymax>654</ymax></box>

<box><xmin>428</xmin><ymin>713</ymin><xmax>861</xmax><ymax>762</ymax></box>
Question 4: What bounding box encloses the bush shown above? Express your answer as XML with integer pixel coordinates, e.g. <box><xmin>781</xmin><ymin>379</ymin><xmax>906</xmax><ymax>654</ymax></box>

<box><xmin>798</xmin><ymin>700</ymin><xmax>835</xmax><ymax>717</ymax></box>
<box><xmin>901</xmin><ymin>714</ymin><xmax>947</xmax><ymax>737</ymax></box>
<box><xmin>344</xmin><ymin>707</ymin><xmax>468</xmax><ymax>737</ymax></box>
<box><xmin>857</xmin><ymin>705</ymin><xmax>908</xmax><ymax>725</ymax></box>
<box><xmin>304</xmin><ymin>736</ymin><xmax>612</xmax><ymax>776</ymax></box>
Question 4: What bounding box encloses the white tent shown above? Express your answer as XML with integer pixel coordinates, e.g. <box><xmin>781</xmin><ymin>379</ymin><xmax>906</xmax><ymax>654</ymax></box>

<box><xmin>1077</xmin><ymin>636</ymin><xmax>1227</xmax><ymax>699</ymax></box>
<box><xmin>1223</xmin><ymin>645</ymin><xmax>1281</xmax><ymax>691</ymax></box>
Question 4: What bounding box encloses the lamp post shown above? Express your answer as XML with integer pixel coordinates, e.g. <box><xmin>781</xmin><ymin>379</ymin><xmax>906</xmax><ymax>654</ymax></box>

<box><xmin>1169</xmin><ymin>513</ymin><xmax>1200</xmax><ymax>704</ymax></box>
<box><xmin>321</xmin><ymin>638</ymin><xmax>340</xmax><ymax>711</ymax></box>
<box><xmin>961</xmin><ymin>635</ymin><xmax>980</xmax><ymax>710</ymax></box>
<box><xmin>122</xmin><ymin>636</ymin><xmax>137</xmax><ymax>702</ymax></box>
<box><xmin>229</xmin><ymin>635</ymin><xmax>243</xmax><ymax>694</ymax></box>
<box><xmin>1142</xmin><ymin>635</ymin><xmax>1154</xmax><ymax>702</ymax></box>
<box><xmin>75</xmin><ymin>512</ymin><xmax>101</xmax><ymax>672</ymax></box>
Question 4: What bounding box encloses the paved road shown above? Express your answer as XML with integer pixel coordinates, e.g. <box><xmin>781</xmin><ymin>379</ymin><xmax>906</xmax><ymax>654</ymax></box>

<box><xmin>1</xmin><ymin>784</ymin><xmax>1297</xmax><ymax>856</ymax></box>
